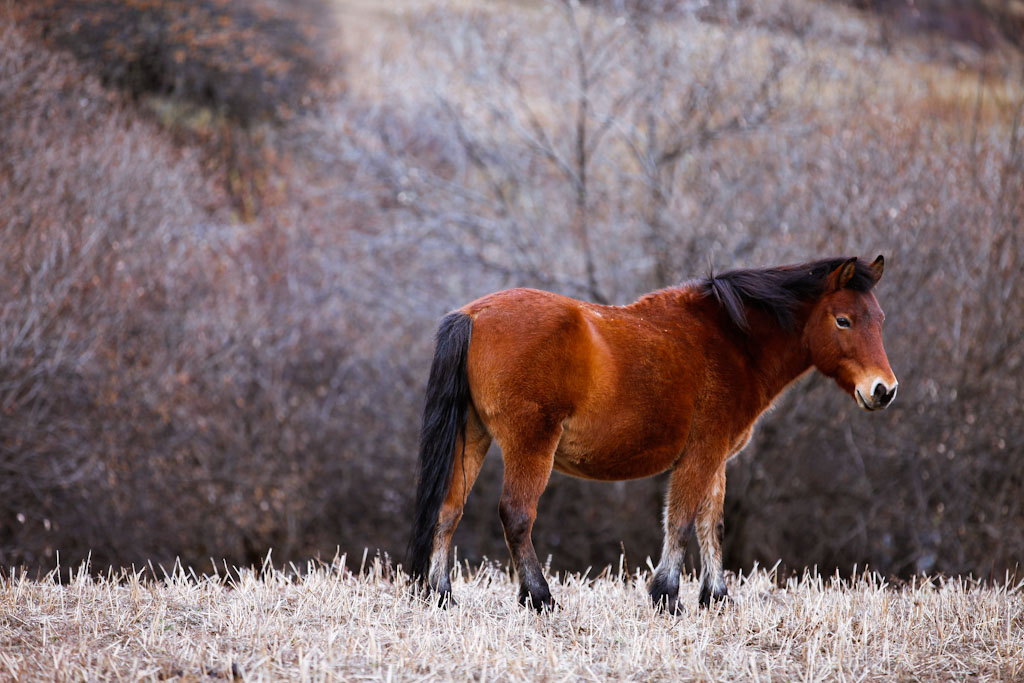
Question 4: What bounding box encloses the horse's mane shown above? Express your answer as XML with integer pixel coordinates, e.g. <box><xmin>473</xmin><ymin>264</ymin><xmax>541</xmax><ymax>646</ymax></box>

<box><xmin>698</xmin><ymin>257</ymin><xmax>878</xmax><ymax>333</ymax></box>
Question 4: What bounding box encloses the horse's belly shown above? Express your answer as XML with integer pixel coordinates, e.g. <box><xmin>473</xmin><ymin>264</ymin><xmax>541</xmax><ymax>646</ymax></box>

<box><xmin>552</xmin><ymin>433</ymin><xmax>679</xmax><ymax>481</ymax></box>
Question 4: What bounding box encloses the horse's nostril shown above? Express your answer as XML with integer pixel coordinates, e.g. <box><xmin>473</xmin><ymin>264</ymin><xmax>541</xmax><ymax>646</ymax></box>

<box><xmin>870</xmin><ymin>382</ymin><xmax>896</xmax><ymax>408</ymax></box>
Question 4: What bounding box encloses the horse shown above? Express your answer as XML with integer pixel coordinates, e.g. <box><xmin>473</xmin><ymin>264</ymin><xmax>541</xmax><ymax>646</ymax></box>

<box><xmin>408</xmin><ymin>256</ymin><xmax>898</xmax><ymax>612</ymax></box>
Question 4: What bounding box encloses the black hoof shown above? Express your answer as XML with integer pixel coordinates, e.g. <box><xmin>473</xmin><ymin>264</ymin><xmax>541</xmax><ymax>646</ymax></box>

<box><xmin>652</xmin><ymin>592</ymin><xmax>682</xmax><ymax>615</ymax></box>
<box><xmin>518</xmin><ymin>586</ymin><xmax>556</xmax><ymax>612</ymax></box>
<box><xmin>649</xmin><ymin>574</ymin><xmax>681</xmax><ymax>614</ymax></box>
<box><xmin>697</xmin><ymin>582</ymin><xmax>731</xmax><ymax>609</ymax></box>
<box><xmin>413</xmin><ymin>582</ymin><xmax>456</xmax><ymax>609</ymax></box>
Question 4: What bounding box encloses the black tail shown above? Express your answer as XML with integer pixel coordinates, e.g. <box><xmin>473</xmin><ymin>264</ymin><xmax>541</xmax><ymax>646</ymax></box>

<box><xmin>408</xmin><ymin>311</ymin><xmax>473</xmax><ymax>582</ymax></box>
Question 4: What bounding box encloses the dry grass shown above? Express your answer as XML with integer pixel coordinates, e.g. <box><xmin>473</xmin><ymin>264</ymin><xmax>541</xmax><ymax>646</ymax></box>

<box><xmin>2</xmin><ymin>557</ymin><xmax>1022</xmax><ymax>681</ymax></box>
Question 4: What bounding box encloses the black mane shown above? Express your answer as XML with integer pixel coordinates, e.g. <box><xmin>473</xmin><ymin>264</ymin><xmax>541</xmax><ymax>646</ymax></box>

<box><xmin>698</xmin><ymin>257</ymin><xmax>878</xmax><ymax>333</ymax></box>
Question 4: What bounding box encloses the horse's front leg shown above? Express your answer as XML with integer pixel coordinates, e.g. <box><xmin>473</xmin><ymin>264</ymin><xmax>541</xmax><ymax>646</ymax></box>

<box><xmin>690</xmin><ymin>427</ymin><xmax>751</xmax><ymax>607</ymax></box>
<box><xmin>696</xmin><ymin>463</ymin><xmax>729</xmax><ymax>607</ymax></box>
<box><xmin>649</xmin><ymin>447</ymin><xmax>726</xmax><ymax>613</ymax></box>
<box><xmin>648</xmin><ymin>506</ymin><xmax>693</xmax><ymax>615</ymax></box>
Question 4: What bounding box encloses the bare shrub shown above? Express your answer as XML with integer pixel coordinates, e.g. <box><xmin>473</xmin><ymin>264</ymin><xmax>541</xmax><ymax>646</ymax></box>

<box><xmin>0</xmin><ymin>23</ymin><xmax>216</xmax><ymax>566</ymax></box>
<box><xmin>0</xmin><ymin>22</ymin><xmax>391</xmax><ymax>569</ymax></box>
<box><xmin>726</xmin><ymin>85</ymin><xmax>1024</xmax><ymax>576</ymax></box>
<box><xmin>317</xmin><ymin>1</ymin><xmax>1024</xmax><ymax>579</ymax></box>
<box><xmin>0</xmin><ymin>12</ymin><xmax>457</xmax><ymax>571</ymax></box>
<box><xmin>1</xmin><ymin>0</ymin><xmax>1022</xmax><ymax>583</ymax></box>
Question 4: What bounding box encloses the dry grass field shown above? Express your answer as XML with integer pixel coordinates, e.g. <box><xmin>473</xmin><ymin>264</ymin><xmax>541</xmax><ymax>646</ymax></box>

<box><xmin>2</xmin><ymin>557</ymin><xmax>1022</xmax><ymax>681</ymax></box>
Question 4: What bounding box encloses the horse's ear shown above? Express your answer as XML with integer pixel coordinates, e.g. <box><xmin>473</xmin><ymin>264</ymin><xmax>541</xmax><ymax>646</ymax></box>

<box><xmin>830</xmin><ymin>257</ymin><xmax>858</xmax><ymax>291</ymax></box>
<box><xmin>868</xmin><ymin>254</ymin><xmax>884</xmax><ymax>284</ymax></box>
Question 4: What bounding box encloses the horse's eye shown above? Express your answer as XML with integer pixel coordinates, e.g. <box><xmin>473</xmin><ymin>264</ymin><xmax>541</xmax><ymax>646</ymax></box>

<box><xmin>835</xmin><ymin>316</ymin><xmax>851</xmax><ymax>329</ymax></box>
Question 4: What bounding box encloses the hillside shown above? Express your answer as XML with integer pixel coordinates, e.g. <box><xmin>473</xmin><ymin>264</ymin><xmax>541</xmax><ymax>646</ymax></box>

<box><xmin>1</xmin><ymin>0</ymin><xmax>1022</xmax><ymax>583</ymax></box>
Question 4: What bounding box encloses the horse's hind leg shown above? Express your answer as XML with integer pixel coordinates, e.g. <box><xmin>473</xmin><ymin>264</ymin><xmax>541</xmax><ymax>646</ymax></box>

<box><xmin>498</xmin><ymin>426</ymin><xmax>561</xmax><ymax>611</ymax></box>
<box><xmin>429</xmin><ymin>405</ymin><xmax>491</xmax><ymax>604</ymax></box>
<box><xmin>696</xmin><ymin>463</ymin><xmax>728</xmax><ymax>607</ymax></box>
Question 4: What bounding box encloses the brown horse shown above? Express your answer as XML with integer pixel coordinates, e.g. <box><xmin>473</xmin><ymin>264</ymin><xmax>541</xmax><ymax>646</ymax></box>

<box><xmin>408</xmin><ymin>256</ymin><xmax>898</xmax><ymax>612</ymax></box>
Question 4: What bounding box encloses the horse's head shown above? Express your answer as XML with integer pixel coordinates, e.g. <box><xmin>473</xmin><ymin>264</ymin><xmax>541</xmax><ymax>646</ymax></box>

<box><xmin>805</xmin><ymin>256</ymin><xmax>898</xmax><ymax>411</ymax></box>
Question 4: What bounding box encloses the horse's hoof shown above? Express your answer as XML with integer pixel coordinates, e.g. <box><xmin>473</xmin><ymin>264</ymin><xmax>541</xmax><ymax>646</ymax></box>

<box><xmin>649</xmin><ymin>575</ymin><xmax>681</xmax><ymax>615</ymax></box>
<box><xmin>698</xmin><ymin>585</ymin><xmax>732</xmax><ymax>609</ymax></box>
<box><xmin>533</xmin><ymin>597</ymin><xmax>558</xmax><ymax>612</ymax></box>
<box><xmin>652</xmin><ymin>594</ymin><xmax>682</xmax><ymax>615</ymax></box>
<box><xmin>649</xmin><ymin>587</ymin><xmax>682</xmax><ymax>614</ymax></box>
<box><xmin>536</xmin><ymin>599</ymin><xmax>558</xmax><ymax>612</ymax></box>
<box><xmin>519</xmin><ymin>587</ymin><xmax>556</xmax><ymax>612</ymax></box>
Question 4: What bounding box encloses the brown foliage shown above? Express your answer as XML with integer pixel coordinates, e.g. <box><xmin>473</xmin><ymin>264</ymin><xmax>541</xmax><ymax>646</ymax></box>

<box><xmin>16</xmin><ymin>0</ymin><xmax>336</xmax><ymax>124</ymax></box>
<box><xmin>837</xmin><ymin>0</ymin><xmax>1024</xmax><ymax>53</ymax></box>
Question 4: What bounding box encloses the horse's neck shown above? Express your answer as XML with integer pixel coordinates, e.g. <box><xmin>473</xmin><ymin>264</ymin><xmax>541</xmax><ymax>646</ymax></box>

<box><xmin>631</xmin><ymin>288</ymin><xmax>813</xmax><ymax>412</ymax></box>
<box><xmin>740</xmin><ymin>309</ymin><xmax>814</xmax><ymax>411</ymax></box>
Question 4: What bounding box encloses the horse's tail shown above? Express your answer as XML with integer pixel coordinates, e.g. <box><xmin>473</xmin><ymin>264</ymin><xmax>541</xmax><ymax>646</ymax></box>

<box><xmin>408</xmin><ymin>311</ymin><xmax>473</xmax><ymax>583</ymax></box>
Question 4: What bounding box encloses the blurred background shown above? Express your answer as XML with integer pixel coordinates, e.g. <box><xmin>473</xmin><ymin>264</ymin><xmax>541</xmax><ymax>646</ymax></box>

<box><xmin>1</xmin><ymin>0</ymin><xmax>1021</xmax><ymax>580</ymax></box>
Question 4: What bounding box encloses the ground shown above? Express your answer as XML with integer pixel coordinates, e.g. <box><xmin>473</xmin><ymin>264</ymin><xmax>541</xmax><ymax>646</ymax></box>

<box><xmin>2</xmin><ymin>558</ymin><xmax>1021</xmax><ymax>680</ymax></box>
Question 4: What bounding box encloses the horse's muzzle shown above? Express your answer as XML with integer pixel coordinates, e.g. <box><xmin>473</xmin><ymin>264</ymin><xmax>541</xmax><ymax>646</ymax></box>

<box><xmin>856</xmin><ymin>380</ymin><xmax>898</xmax><ymax>411</ymax></box>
